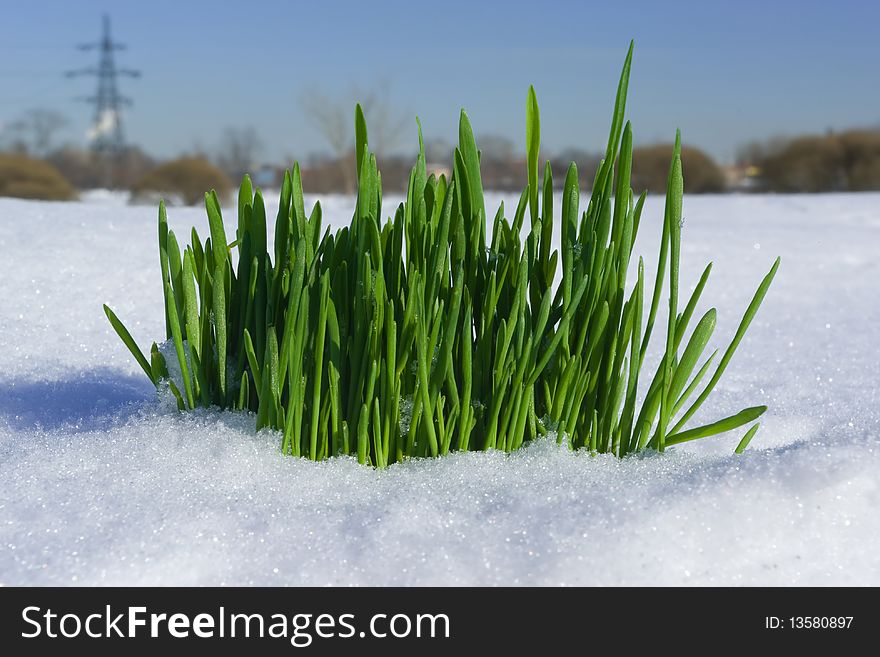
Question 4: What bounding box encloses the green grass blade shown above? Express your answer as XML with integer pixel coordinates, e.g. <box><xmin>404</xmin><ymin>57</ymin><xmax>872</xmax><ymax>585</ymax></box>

<box><xmin>182</xmin><ymin>250</ymin><xmax>201</xmax><ymax>359</ymax></box>
<box><xmin>214</xmin><ymin>261</ymin><xmax>228</xmax><ymax>406</ymax></box>
<box><xmin>736</xmin><ymin>423</ymin><xmax>761</xmax><ymax>454</ymax></box>
<box><xmin>243</xmin><ymin>328</ymin><xmax>262</xmax><ymax>395</ymax></box>
<box><xmin>657</xmin><ymin>135</ymin><xmax>683</xmax><ymax>452</ymax></box>
<box><xmin>238</xmin><ymin>370</ymin><xmax>249</xmax><ymax>411</ymax></box>
<box><xmin>309</xmin><ymin>272</ymin><xmax>330</xmax><ymax>460</ymax></box>
<box><xmin>526</xmin><ymin>85</ymin><xmax>540</xmax><ymax>224</ymax></box>
<box><xmin>665</xmin><ymin>405</ymin><xmax>767</xmax><ymax>446</ymax></box>
<box><xmin>668</xmin><ymin>308</ymin><xmax>715</xmax><ymax>403</ymax></box>
<box><xmin>205</xmin><ymin>189</ymin><xmax>229</xmax><ymax>271</ymax></box>
<box><xmin>158</xmin><ymin>200</ymin><xmax>172</xmax><ymax>339</ymax></box>
<box><xmin>355</xmin><ymin>103</ymin><xmax>368</xmax><ymax>182</ymax></box>
<box><xmin>164</xmin><ymin>281</ymin><xmax>194</xmax><ymax>409</ymax></box>
<box><xmin>605</xmin><ymin>40</ymin><xmax>634</xmax><ymax>162</ymax></box>
<box><xmin>458</xmin><ymin>109</ymin><xmax>486</xmax><ymax>224</ymax></box>
<box><xmin>670</xmin><ymin>256</ymin><xmax>781</xmax><ymax>435</ymax></box>
<box><xmin>103</xmin><ymin>305</ymin><xmax>154</xmax><ymax>385</ymax></box>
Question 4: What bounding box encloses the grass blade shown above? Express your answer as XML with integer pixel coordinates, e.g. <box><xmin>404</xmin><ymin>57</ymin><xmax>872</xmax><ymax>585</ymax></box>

<box><xmin>103</xmin><ymin>305</ymin><xmax>154</xmax><ymax>384</ymax></box>
<box><xmin>665</xmin><ymin>406</ymin><xmax>767</xmax><ymax>446</ymax></box>
<box><xmin>736</xmin><ymin>423</ymin><xmax>761</xmax><ymax>454</ymax></box>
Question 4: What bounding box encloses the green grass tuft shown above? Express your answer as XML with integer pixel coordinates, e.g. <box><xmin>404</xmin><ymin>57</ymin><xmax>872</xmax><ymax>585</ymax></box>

<box><xmin>106</xmin><ymin>43</ymin><xmax>779</xmax><ymax>466</ymax></box>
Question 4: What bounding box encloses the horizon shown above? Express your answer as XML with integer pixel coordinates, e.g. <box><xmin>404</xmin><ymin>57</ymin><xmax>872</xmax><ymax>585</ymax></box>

<box><xmin>1</xmin><ymin>0</ymin><xmax>878</xmax><ymax>165</ymax></box>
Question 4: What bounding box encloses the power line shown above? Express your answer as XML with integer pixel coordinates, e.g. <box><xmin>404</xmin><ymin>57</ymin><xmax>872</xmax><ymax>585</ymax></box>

<box><xmin>0</xmin><ymin>70</ymin><xmax>62</xmax><ymax>76</ymax></box>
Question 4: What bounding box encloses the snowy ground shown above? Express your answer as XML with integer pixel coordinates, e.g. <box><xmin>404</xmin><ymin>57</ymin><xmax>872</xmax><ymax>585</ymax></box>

<box><xmin>1</xmin><ymin>191</ymin><xmax>878</xmax><ymax>586</ymax></box>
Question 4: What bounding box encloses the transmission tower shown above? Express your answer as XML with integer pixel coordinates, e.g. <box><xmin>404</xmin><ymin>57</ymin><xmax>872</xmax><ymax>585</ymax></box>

<box><xmin>66</xmin><ymin>14</ymin><xmax>140</xmax><ymax>156</ymax></box>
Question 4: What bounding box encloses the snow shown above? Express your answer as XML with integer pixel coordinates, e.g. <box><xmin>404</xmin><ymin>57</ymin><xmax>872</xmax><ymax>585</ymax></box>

<box><xmin>1</xmin><ymin>191</ymin><xmax>879</xmax><ymax>586</ymax></box>
<box><xmin>76</xmin><ymin>189</ymin><xmax>132</xmax><ymax>205</ymax></box>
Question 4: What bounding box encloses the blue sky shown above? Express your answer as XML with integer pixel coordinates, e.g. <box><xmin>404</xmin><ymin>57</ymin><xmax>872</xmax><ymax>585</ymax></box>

<box><xmin>1</xmin><ymin>0</ymin><xmax>878</xmax><ymax>163</ymax></box>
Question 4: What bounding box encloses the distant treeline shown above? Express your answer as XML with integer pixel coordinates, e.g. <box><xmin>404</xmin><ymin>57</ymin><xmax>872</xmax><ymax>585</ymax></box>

<box><xmin>740</xmin><ymin>130</ymin><xmax>880</xmax><ymax>192</ymax></box>
<box><xmin>2</xmin><ymin>128</ymin><xmax>880</xmax><ymax>202</ymax></box>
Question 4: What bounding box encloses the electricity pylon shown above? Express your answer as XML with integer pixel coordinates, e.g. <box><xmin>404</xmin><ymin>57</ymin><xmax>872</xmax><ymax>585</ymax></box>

<box><xmin>66</xmin><ymin>14</ymin><xmax>140</xmax><ymax>158</ymax></box>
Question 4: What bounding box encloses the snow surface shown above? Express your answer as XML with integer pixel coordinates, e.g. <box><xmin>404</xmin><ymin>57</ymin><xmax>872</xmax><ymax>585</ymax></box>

<box><xmin>1</xmin><ymin>192</ymin><xmax>878</xmax><ymax>586</ymax></box>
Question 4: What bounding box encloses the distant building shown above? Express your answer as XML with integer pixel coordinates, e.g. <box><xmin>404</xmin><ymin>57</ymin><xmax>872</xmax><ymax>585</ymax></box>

<box><xmin>426</xmin><ymin>162</ymin><xmax>451</xmax><ymax>179</ymax></box>
<box><xmin>722</xmin><ymin>164</ymin><xmax>762</xmax><ymax>191</ymax></box>
<box><xmin>252</xmin><ymin>164</ymin><xmax>285</xmax><ymax>189</ymax></box>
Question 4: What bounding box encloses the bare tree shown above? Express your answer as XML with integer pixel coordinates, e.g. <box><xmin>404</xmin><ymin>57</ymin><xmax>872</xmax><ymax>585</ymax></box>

<box><xmin>301</xmin><ymin>81</ymin><xmax>409</xmax><ymax>193</ymax></box>
<box><xmin>217</xmin><ymin>126</ymin><xmax>263</xmax><ymax>182</ymax></box>
<box><xmin>357</xmin><ymin>83</ymin><xmax>410</xmax><ymax>158</ymax></box>
<box><xmin>477</xmin><ymin>135</ymin><xmax>515</xmax><ymax>163</ymax></box>
<box><xmin>556</xmin><ymin>147</ymin><xmax>602</xmax><ymax>188</ymax></box>
<box><xmin>301</xmin><ymin>89</ymin><xmax>355</xmax><ymax>193</ymax></box>
<box><xmin>0</xmin><ymin>117</ymin><xmax>30</xmax><ymax>154</ymax></box>
<box><xmin>423</xmin><ymin>137</ymin><xmax>451</xmax><ymax>165</ymax></box>
<box><xmin>15</xmin><ymin>109</ymin><xmax>69</xmax><ymax>157</ymax></box>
